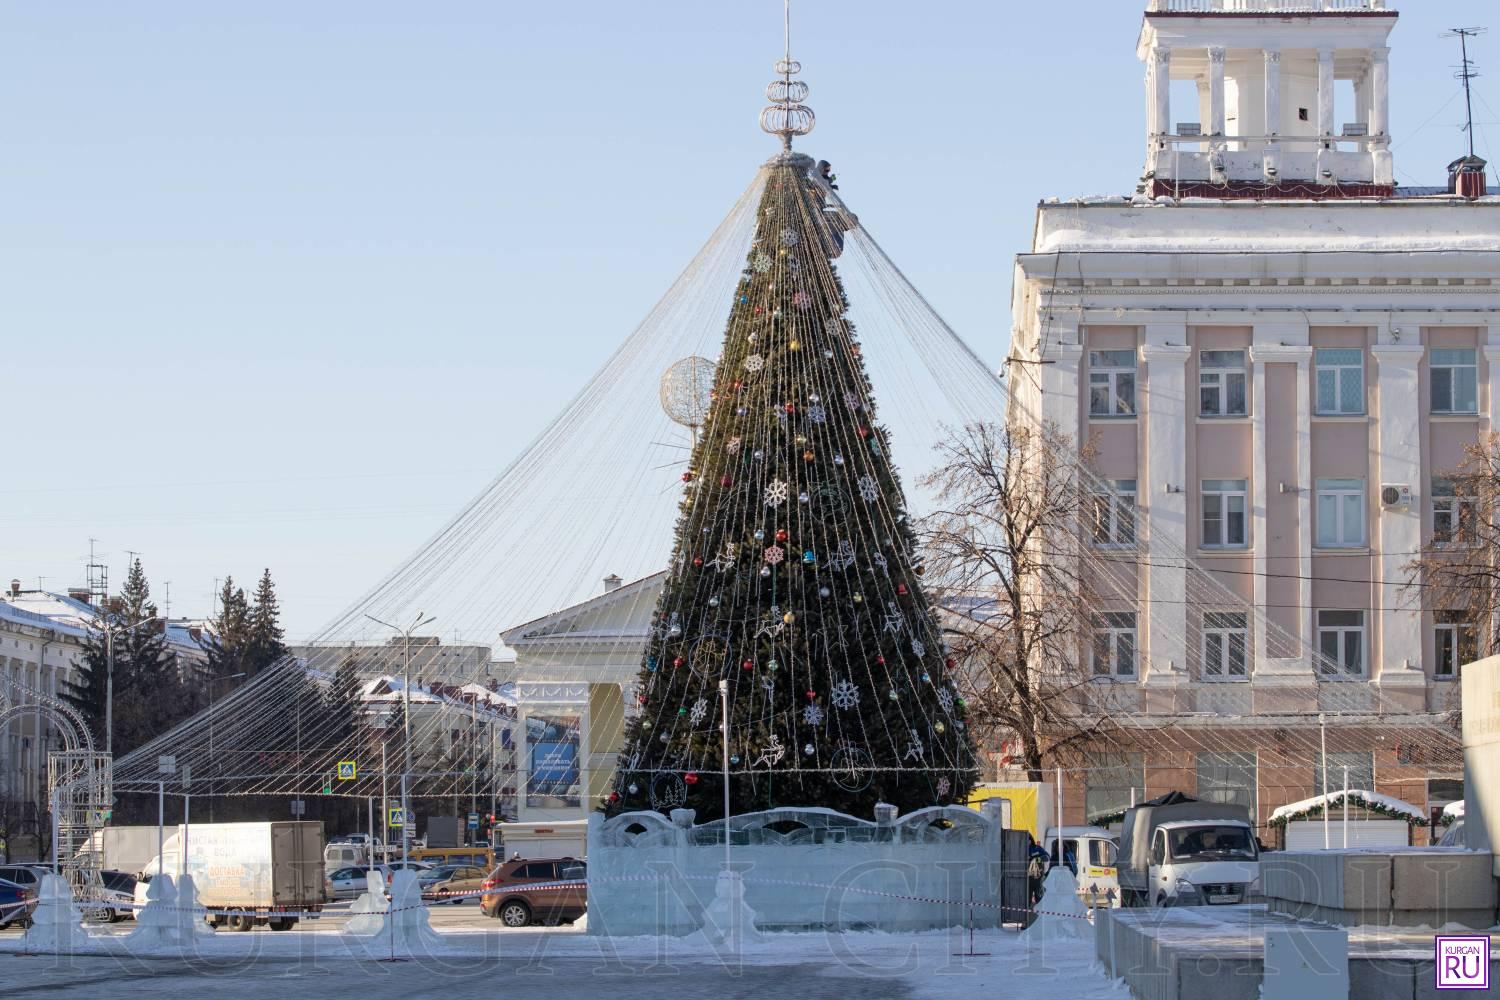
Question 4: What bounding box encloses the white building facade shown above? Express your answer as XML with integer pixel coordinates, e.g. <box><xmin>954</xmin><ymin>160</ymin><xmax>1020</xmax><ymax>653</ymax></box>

<box><xmin>1006</xmin><ymin>2</ymin><xmax>1498</xmax><ymax>834</ymax></box>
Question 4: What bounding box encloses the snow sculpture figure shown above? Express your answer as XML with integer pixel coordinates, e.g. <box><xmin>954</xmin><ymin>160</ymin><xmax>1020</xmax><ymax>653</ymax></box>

<box><xmin>29</xmin><ymin>872</ymin><xmax>90</xmax><ymax>952</ymax></box>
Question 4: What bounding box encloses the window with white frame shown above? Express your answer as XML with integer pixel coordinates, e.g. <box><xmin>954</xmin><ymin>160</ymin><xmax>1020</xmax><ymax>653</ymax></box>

<box><xmin>1091</xmin><ymin>612</ymin><xmax>1137</xmax><ymax>677</ymax></box>
<box><xmin>1200</xmin><ymin>350</ymin><xmax>1248</xmax><ymax>417</ymax></box>
<box><xmin>1091</xmin><ymin>479</ymin><xmax>1137</xmax><ymax>547</ymax></box>
<box><xmin>1431</xmin><ymin>348</ymin><xmax>1478</xmax><ymax>415</ymax></box>
<box><xmin>1434</xmin><ymin>610</ymin><xmax>1478</xmax><ymax>678</ymax></box>
<box><xmin>1314</xmin><ymin>348</ymin><xmax>1365</xmax><ymax>415</ymax></box>
<box><xmin>1088</xmin><ymin>350</ymin><xmax>1137</xmax><ymax>417</ymax></box>
<box><xmin>1315</xmin><ymin>478</ymin><xmax>1365</xmax><ymax>548</ymax></box>
<box><xmin>1316</xmin><ymin>610</ymin><xmax>1365</xmax><ymax>676</ymax></box>
<box><xmin>1432</xmin><ymin>477</ymin><xmax>1477</xmax><ymax>546</ymax></box>
<box><xmin>1201</xmin><ymin>479</ymin><xmax>1248</xmax><ymax>548</ymax></box>
<box><xmin>1202</xmin><ymin>611</ymin><xmax>1249</xmax><ymax>679</ymax></box>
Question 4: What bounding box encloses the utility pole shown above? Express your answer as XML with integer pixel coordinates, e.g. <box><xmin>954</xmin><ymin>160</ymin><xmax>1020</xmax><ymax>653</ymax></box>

<box><xmin>366</xmin><ymin>611</ymin><xmax>435</xmax><ymax>869</ymax></box>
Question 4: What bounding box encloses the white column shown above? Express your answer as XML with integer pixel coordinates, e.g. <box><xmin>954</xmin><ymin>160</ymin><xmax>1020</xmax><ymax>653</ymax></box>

<box><xmin>1371</xmin><ymin>344</ymin><xmax>1425</xmax><ymax>684</ymax></box>
<box><xmin>1317</xmin><ymin>49</ymin><xmax>1335</xmax><ymax>138</ymax></box>
<box><xmin>1484</xmin><ymin>338</ymin><xmax>1500</xmax><ymax>430</ymax></box>
<box><xmin>1208</xmin><ymin>47</ymin><xmax>1227</xmax><ymax>137</ymax></box>
<box><xmin>1370</xmin><ymin>48</ymin><xmax>1390</xmax><ymax>138</ymax></box>
<box><xmin>1370</xmin><ymin>46</ymin><xmax>1393</xmax><ymax>186</ymax></box>
<box><xmin>1250</xmin><ymin>341</ymin><xmax>1312</xmax><ymax>675</ymax></box>
<box><xmin>1142</xmin><ymin>334</ymin><xmax>1191</xmax><ymax>684</ymax></box>
<box><xmin>1152</xmin><ymin>47</ymin><xmax>1171</xmax><ymax>138</ymax></box>
<box><xmin>1263</xmin><ymin>50</ymin><xmax>1282</xmax><ymax>137</ymax></box>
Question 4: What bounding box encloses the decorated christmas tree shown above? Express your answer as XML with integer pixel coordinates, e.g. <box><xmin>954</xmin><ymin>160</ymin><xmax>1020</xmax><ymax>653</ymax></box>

<box><xmin>605</xmin><ymin>59</ymin><xmax>977</xmax><ymax>822</ymax></box>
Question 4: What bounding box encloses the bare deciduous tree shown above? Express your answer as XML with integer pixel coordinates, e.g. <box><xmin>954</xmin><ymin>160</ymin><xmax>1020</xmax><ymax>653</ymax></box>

<box><xmin>920</xmin><ymin>421</ymin><xmax>1122</xmax><ymax>781</ymax></box>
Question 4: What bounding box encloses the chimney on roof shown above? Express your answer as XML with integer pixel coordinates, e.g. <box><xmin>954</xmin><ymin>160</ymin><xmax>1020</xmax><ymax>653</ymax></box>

<box><xmin>8</xmin><ymin>579</ymin><xmax>18</xmax><ymax>597</ymax></box>
<box><xmin>1450</xmin><ymin>155</ymin><xmax>1489</xmax><ymax>199</ymax></box>
<box><xmin>68</xmin><ymin>588</ymin><xmax>92</xmax><ymax>605</ymax></box>
<box><xmin>603</xmin><ymin>574</ymin><xmax>623</xmax><ymax>593</ymax></box>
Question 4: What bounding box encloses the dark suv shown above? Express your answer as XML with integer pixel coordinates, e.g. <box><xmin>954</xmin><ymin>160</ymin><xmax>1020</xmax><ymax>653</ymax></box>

<box><xmin>479</xmin><ymin>857</ymin><xmax>586</xmax><ymax>927</ymax></box>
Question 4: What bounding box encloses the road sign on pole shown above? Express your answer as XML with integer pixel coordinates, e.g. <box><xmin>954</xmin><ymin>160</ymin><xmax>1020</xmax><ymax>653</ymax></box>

<box><xmin>290</xmin><ymin>799</ymin><xmax>305</xmax><ymax>817</ymax></box>
<box><xmin>181</xmin><ymin>763</ymin><xmax>192</xmax><ymax>788</ymax></box>
<box><xmin>467</xmin><ymin>812</ymin><xmax>479</xmax><ymax>830</ymax></box>
<box><xmin>389</xmin><ymin>807</ymin><xmax>406</xmax><ymax>828</ymax></box>
<box><xmin>158</xmin><ymin>755</ymin><xmax>176</xmax><ymax>776</ymax></box>
<box><xmin>337</xmin><ymin>761</ymin><xmax>357</xmax><ymax>781</ymax></box>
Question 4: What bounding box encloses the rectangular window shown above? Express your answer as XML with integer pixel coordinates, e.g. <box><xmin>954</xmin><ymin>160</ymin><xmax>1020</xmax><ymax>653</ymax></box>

<box><xmin>1316</xmin><ymin>610</ymin><xmax>1365</xmax><ymax>676</ymax></box>
<box><xmin>1089</xmin><ymin>350</ymin><xmax>1137</xmax><ymax>417</ymax></box>
<box><xmin>1084</xmin><ymin>751</ymin><xmax>1146</xmax><ymax>824</ymax></box>
<box><xmin>1315</xmin><ymin>348</ymin><xmax>1364</xmax><ymax>415</ymax></box>
<box><xmin>1200</xmin><ymin>350</ymin><xmax>1248</xmax><ymax>417</ymax></box>
<box><xmin>1432</xmin><ymin>477</ymin><xmax>1477</xmax><ymax>546</ymax></box>
<box><xmin>1202</xmin><ymin>479</ymin><xmax>1249</xmax><ymax>548</ymax></box>
<box><xmin>1313</xmin><ymin>751</ymin><xmax>1374</xmax><ymax>797</ymax></box>
<box><xmin>1434</xmin><ymin>610</ymin><xmax>1478</xmax><ymax>678</ymax></box>
<box><xmin>1196</xmin><ymin>752</ymin><xmax>1257</xmax><ymax>816</ymax></box>
<box><xmin>1092</xmin><ymin>479</ymin><xmax>1137</xmax><ymax>547</ymax></box>
<box><xmin>1091</xmin><ymin>612</ymin><xmax>1137</xmax><ymax>677</ymax></box>
<box><xmin>1202</xmin><ymin>611</ymin><xmax>1249</xmax><ymax>679</ymax></box>
<box><xmin>1315</xmin><ymin>478</ymin><xmax>1365</xmax><ymax>548</ymax></box>
<box><xmin>1431</xmin><ymin>348</ymin><xmax>1478</xmax><ymax>415</ymax></box>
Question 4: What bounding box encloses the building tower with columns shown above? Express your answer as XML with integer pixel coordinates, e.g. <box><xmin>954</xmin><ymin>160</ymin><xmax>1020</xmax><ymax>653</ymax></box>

<box><xmin>1006</xmin><ymin>1</ymin><xmax>1500</xmax><ymax>839</ymax></box>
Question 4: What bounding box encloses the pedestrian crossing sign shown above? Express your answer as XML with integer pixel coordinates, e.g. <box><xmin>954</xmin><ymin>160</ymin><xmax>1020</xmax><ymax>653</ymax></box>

<box><xmin>337</xmin><ymin>761</ymin><xmax>357</xmax><ymax>780</ymax></box>
<box><xmin>389</xmin><ymin>808</ymin><xmax>406</xmax><ymax>828</ymax></box>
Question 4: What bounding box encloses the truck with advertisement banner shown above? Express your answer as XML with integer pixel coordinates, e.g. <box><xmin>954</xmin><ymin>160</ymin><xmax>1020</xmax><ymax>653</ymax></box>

<box><xmin>135</xmin><ymin>821</ymin><xmax>325</xmax><ymax>930</ymax></box>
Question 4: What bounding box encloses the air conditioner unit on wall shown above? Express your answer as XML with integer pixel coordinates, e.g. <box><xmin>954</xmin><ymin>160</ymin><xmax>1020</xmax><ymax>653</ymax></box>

<box><xmin>1380</xmin><ymin>484</ymin><xmax>1413</xmax><ymax>509</ymax></box>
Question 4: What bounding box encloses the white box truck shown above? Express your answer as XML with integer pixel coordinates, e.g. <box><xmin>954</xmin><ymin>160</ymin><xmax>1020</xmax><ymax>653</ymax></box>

<box><xmin>77</xmin><ymin>825</ymin><xmax>164</xmax><ymax>877</ymax></box>
<box><xmin>1116</xmin><ymin>794</ymin><xmax>1260</xmax><ymax>908</ymax></box>
<box><xmin>136</xmin><ymin>821</ymin><xmax>325</xmax><ymax>930</ymax></box>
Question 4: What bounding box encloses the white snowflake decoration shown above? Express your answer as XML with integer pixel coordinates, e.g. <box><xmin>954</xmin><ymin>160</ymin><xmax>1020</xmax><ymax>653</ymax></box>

<box><xmin>911</xmin><ymin>638</ymin><xmax>926</xmax><ymax>658</ymax></box>
<box><xmin>844</xmin><ymin>390</ymin><xmax>862</xmax><ymax>410</ymax></box>
<box><xmin>872</xmin><ymin>552</ymin><xmax>889</xmax><ymax>575</ymax></box>
<box><xmin>763</xmin><ymin>545</ymin><xmax>785</xmax><ymax>565</ymax></box>
<box><xmin>688</xmin><ymin>698</ymin><xmax>708</xmax><ymax>727</ymax></box>
<box><xmin>904</xmin><ymin>729</ymin><xmax>924</xmax><ymax>761</ymax></box>
<box><xmin>780</xmin><ymin>228</ymin><xmax>800</xmax><ymax>247</ymax></box>
<box><xmin>802</xmin><ymin>703</ymin><xmax>824</xmax><ymax>726</ymax></box>
<box><xmin>807</xmin><ymin>403</ymin><xmax>826</xmax><ymax>424</ymax></box>
<box><xmin>830</xmin><ymin>678</ymin><xmax>860</xmax><ymax>711</ymax></box>
<box><xmin>792</xmin><ymin>290</ymin><xmax>812</xmax><ymax>310</ymax></box>
<box><xmin>744</xmin><ymin>353</ymin><xmax>765</xmax><ymax>373</ymax></box>
<box><xmin>727</xmin><ymin>436</ymin><xmax>741</xmax><ymax>455</ymax></box>
<box><xmin>937</xmin><ymin>688</ymin><xmax>955</xmax><ymax>715</ymax></box>
<box><xmin>753</xmin><ymin>252</ymin><xmax>773</xmax><ymax>273</ymax></box>
<box><xmin>761</xmin><ymin>674</ymin><xmax>776</xmax><ymax>695</ymax></box>
<box><xmin>882</xmin><ymin>602</ymin><xmax>907</xmax><ymax>636</ymax></box>
<box><xmin>857</xmin><ymin>475</ymin><xmax>878</xmax><ymax>502</ymax></box>
<box><xmin>937</xmin><ymin>776</ymin><xmax>951</xmax><ymax>797</ymax></box>
<box><xmin>764</xmin><ymin>479</ymin><xmax>789</xmax><ymax>507</ymax></box>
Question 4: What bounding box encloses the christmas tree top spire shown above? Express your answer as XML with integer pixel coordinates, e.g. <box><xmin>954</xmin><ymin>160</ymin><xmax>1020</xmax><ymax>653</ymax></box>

<box><xmin>758</xmin><ymin>0</ymin><xmax>814</xmax><ymax>151</ymax></box>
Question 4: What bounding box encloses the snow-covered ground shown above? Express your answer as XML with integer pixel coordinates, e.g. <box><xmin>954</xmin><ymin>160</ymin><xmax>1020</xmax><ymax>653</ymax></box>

<box><xmin>0</xmin><ymin>909</ymin><xmax>1128</xmax><ymax>999</ymax></box>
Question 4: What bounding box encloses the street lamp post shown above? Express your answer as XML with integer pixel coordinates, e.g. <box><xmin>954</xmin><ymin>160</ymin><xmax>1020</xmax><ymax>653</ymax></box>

<box><xmin>96</xmin><ymin>613</ymin><xmax>159</xmax><ymax>757</ymax></box>
<box><xmin>365</xmin><ymin>611</ymin><xmax>435</xmax><ymax>870</ymax></box>
<box><xmin>206</xmin><ymin>671</ymin><xmax>246</xmax><ymax>822</ymax></box>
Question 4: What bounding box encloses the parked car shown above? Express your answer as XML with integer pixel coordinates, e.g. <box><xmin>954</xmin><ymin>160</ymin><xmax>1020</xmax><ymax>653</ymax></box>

<box><xmin>0</xmin><ymin>877</ymin><xmax>35</xmax><ymax>929</ymax></box>
<box><xmin>0</xmin><ymin>864</ymin><xmax>50</xmax><ymax>891</ymax></box>
<box><xmin>99</xmin><ymin>870</ymin><xmax>138</xmax><ymax>922</ymax></box>
<box><xmin>421</xmin><ymin>865</ymin><xmax>491</xmax><ymax>904</ymax></box>
<box><xmin>480</xmin><ymin>857</ymin><xmax>587</xmax><ymax>927</ymax></box>
<box><xmin>324</xmin><ymin>866</ymin><xmax>372</xmax><ymax>901</ymax></box>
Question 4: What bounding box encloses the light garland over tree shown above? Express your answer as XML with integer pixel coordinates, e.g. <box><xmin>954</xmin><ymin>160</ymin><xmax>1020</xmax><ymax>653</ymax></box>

<box><xmin>605</xmin><ymin>52</ymin><xmax>977</xmax><ymax>822</ymax></box>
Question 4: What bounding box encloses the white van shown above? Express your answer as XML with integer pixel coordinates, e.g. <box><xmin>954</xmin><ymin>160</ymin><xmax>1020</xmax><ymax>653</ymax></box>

<box><xmin>1042</xmin><ymin>826</ymin><xmax>1120</xmax><ymax>908</ymax></box>
<box><xmin>1143</xmin><ymin>819</ymin><xmax>1260</xmax><ymax>906</ymax></box>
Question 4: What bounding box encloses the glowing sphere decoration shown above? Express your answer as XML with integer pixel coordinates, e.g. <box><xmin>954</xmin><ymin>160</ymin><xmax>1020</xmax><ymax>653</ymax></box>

<box><xmin>659</xmin><ymin>356</ymin><xmax>717</xmax><ymax>432</ymax></box>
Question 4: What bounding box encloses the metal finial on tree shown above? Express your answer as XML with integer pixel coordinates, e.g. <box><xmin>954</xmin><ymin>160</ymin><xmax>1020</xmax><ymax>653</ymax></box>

<box><xmin>759</xmin><ymin>0</ymin><xmax>814</xmax><ymax>149</ymax></box>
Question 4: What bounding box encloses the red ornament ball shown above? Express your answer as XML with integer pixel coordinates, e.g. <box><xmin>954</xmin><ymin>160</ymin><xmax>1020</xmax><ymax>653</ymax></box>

<box><xmin>857</xmin><ymin>426</ymin><xmax>871</xmax><ymax>439</ymax></box>
<box><xmin>805</xmin><ymin>689</ymin><xmax>817</xmax><ymax>701</ymax></box>
<box><xmin>682</xmin><ymin>471</ymin><xmax>695</xmax><ymax>482</ymax></box>
<box><xmin>784</xmin><ymin>402</ymin><xmax>796</xmax><ymax>414</ymax></box>
<box><xmin>896</xmin><ymin>583</ymin><xmax>908</xmax><ymax>595</ymax></box>
<box><xmin>684</xmin><ymin>772</ymin><xmax>699</xmax><ymax>785</ymax></box>
<box><xmin>609</xmin><ymin>791</ymin><xmax>620</xmax><ymax>803</ymax></box>
<box><xmin>673</xmin><ymin>656</ymin><xmax>684</xmax><ymax>669</ymax></box>
<box><xmin>742</xmin><ymin>659</ymin><xmax>754</xmax><ymax>671</ymax></box>
<box><xmin>945</xmin><ymin>657</ymin><xmax>957</xmax><ymax>669</ymax></box>
<box><xmin>693</xmin><ymin>556</ymin><xmax>704</xmax><ymax>567</ymax></box>
<box><xmin>721</xmin><ymin>474</ymin><xmax>733</xmax><ymax>487</ymax></box>
<box><xmin>775</xmin><ymin>528</ymin><xmax>788</xmax><ymax>542</ymax></box>
<box><xmin>876</xmin><ymin>655</ymin><xmax>886</xmax><ymax>666</ymax></box>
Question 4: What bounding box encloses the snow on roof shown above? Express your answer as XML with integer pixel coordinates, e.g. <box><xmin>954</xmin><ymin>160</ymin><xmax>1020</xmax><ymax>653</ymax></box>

<box><xmin>1443</xmin><ymin>800</ymin><xmax>1465</xmax><ymax>822</ymax></box>
<box><xmin>1269</xmin><ymin>789</ymin><xmax>1425</xmax><ymax>824</ymax></box>
<box><xmin>0</xmin><ymin>599</ymin><xmax>89</xmax><ymax>639</ymax></box>
<box><xmin>1</xmin><ymin>591</ymin><xmax>209</xmax><ymax>654</ymax></box>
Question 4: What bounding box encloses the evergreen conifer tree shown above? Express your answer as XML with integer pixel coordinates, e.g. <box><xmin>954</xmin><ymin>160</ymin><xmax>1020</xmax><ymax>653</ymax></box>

<box><xmin>607</xmin><ymin>156</ymin><xmax>976</xmax><ymax>821</ymax></box>
<box><xmin>205</xmin><ymin>577</ymin><xmax>252</xmax><ymax>687</ymax></box>
<box><xmin>324</xmin><ymin>653</ymin><xmax>365</xmax><ymax>743</ymax></box>
<box><xmin>247</xmin><ymin>568</ymin><xmax>288</xmax><ymax>676</ymax></box>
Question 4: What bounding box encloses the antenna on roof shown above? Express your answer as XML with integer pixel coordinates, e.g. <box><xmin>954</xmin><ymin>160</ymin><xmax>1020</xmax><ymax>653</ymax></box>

<box><xmin>1445</xmin><ymin>27</ymin><xmax>1486</xmax><ymax>159</ymax></box>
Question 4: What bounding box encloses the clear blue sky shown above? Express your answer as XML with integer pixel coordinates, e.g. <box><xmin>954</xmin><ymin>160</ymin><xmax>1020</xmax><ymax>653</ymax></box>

<box><xmin>2</xmin><ymin>1</ymin><xmax>1492</xmax><ymax>640</ymax></box>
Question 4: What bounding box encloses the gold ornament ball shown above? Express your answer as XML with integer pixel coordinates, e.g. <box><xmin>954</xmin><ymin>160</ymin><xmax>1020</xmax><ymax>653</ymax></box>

<box><xmin>783</xmin><ymin>612</ymin><xmax>796</xmax><ymax>624</ymax></box>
